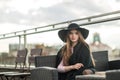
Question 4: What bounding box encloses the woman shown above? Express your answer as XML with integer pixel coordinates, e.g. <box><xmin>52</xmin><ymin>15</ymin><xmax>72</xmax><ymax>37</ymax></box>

<box><xmin>56</xmin><ymin>23</ymin><xmax>95</xmax><ymax>80</ymax></box>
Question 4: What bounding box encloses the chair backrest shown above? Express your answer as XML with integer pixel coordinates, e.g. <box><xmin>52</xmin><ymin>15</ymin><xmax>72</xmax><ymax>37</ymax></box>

<box><xmin>30</xmin><ymin>48</ymin><xmax>42</xmax><ymax>56</ymax></box>
<box><xmin>15</xmin><ymin>48</ymin><xmax>28</xmax><ymax>69</ymax></box>
<box><xmin>92</xmin><ymin>50</ymin><xmax>109</xmax><ymax>71</ymax></box>
<box><xmin>35</xmin><ymin>50</ymin><xmax>109</xmax><ymax>71</ymax></box>
<box><xmin>28</xmin><ymin>48</ymin><xmax>42</xmax><ymax>67</ymax></box>
<box><xmin>35</xmin><ymin>55</ymin><xmax>56</xmax><ymax>67</ymax></box>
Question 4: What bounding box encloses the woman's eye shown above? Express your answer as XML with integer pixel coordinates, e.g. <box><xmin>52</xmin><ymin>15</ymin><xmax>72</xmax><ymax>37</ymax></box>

<box><xmin>75</xmin><ymin>32</ymin><xmax>78</xmax><ymax>34</ymax></box>
<box><xmin>69</xmin><ymin>32</ymin><xmax>73</xmax><ymax>34</ymax></box>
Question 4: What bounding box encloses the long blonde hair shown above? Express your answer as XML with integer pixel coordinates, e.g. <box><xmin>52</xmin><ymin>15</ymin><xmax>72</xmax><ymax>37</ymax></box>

<box><xmin>62</xmin><ymin>30</ymin><xmax>95</xmax><ymax>66</ymax></box>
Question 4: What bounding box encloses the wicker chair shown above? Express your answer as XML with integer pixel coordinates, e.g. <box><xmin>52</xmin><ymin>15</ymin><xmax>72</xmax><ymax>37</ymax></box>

<box><xmin>31</xmin><ymin>67</ymin><xmax>58</xmax><ymax>80</ymax></box>
<box><xmin>92</xmin><ymin>51</ymin><xmax>120</xmax><ymax>71</ymax></box>
<box><xmin>31</xmin><ymin>55</ymin><xmax>57</xmax><ymax>80</ymax></box>
<box><xmin>28</xmin><ymin>48</ymin><xmax>42</xmax><ymax>69</ymax></box>
<box><xmin>30</xmin><ymin>50</ymin><xmax>120</xmax><ymax>80</ymax></box>
<box><xmin>106</xmin><ymin>69</ymin><xmax>120</xmax><ymax>80</ymax></box>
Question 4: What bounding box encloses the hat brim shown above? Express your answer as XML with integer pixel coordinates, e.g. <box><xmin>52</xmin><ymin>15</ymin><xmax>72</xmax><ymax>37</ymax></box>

<box><xmin>58</xmin><ymin>28</ymin><xmax>89</xmax><ymax>42</ymax></box>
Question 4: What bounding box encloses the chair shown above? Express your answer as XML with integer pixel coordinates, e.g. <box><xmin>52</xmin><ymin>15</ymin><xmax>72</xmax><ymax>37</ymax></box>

<box><xmin>31</xmin><ymin>55</ymin><xmax>57</xmax><ymax>80</ymax></box>
<box><xmin>106</xmin><ymin>69</ymin><xmax>120</xmax><ymax>80</ymax></box>
<box><xmin>15</xmin><ymin>48</ymin><xmax>28</xmax><ymax>69</ymax></box>
<box><xmin>28</xmin><ymin>48</ymin><xmax>42</xmax><ymax>69</ymax></box>
<box><xmin>31</xmin><ymin>67</ymin><xmax>58</xmax><ymax>80</ymax></box>
<box><xmin>92</xmin><ymin>51</ymin><xmax>109</xmax><ymax>71</ymax></box>
<box><xmin>92</xmin><ymin>51</ymin><xmax>120</xmax><ymax>71</ymax></box>
<box><xmin>35</xmin><ymin>55</ymin><xmax>56</xmax><ymax>67</ymax></box>
<box><xmin>30</xmin><ymin>50</ymin><xmax>120</xmax><ymax>80</ymax></box>
<box><xmin>2</xmin><ymin>48</ymin><xmax>30</xmax><ymax>80</ymax></box>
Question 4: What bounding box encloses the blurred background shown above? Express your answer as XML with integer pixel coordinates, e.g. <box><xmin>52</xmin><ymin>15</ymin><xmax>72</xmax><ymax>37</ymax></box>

<box><xmin>0</xmin><ymin>0</ymin><xmax>120</xmax><ymax>67</ymax></box>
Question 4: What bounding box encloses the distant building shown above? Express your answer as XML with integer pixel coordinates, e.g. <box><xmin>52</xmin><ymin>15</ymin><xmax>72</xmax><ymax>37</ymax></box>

<box><xmin>89</xmin><ymin>32</ymin><xmax>112</xmax><ymax>54</ymax></box>
<box><xmin>89</xmin><ymin>32</ymin><xmax>120</xmax><ymax>60</ymax></box>
<box><xmin>9</xmin><ymin>43</ymin><xmax>60</xmax><ymax>56</ymax></box>
<box><xmin>9</xmin><ymin>43</ymin><xmax>44</xmax><ymax>56</ymax></box>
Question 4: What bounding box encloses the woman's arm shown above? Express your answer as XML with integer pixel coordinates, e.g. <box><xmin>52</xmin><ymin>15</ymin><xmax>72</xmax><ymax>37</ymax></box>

<box><xmin>57</xmin><ymin>59</ymin><xmax>84</xmax><ymax>72</ymax></box>
<box><xmin>80</xmin><ymin>45</ymin><xmax>94</xmax><ymax>68</ymax></box>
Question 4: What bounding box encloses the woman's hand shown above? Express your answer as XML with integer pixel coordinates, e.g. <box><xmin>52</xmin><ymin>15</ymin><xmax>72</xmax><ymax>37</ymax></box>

<box><xmin>61</xmin><ymin>63</ymin><xmax>84</xmax><ymax>72</ymax></box>
<box><xmin>72</xmin><ymin>63</ymin><xmax>84</xmax><ymax>70</ymax></box>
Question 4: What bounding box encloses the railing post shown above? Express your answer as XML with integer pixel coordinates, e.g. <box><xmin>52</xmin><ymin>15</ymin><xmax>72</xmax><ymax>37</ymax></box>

<box><xmin>19</xmin><ymin>35</ymin><xmax>21</xmax><ymax>50</ymax></box>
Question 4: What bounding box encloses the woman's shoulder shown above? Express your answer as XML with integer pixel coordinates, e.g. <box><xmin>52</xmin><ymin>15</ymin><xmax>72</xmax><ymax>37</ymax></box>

<box><xmin>77</xmin><ymin>43</ymin><xmax>90</xmax><ymax>52</ymax></box>
<box><xmin>77</xmin><ymin>42</ymin><xmax>89</xmax><ymax>48</ymax></box>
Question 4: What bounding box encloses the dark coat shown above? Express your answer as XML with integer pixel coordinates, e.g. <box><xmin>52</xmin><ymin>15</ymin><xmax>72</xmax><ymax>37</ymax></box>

<box><xmin>56</xmin><ymin>42</ymin><xmax>95</xmax><ymax>80</ymax></box>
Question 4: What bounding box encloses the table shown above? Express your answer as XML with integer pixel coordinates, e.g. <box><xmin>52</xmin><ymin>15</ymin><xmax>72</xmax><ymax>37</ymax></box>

<box><xmin>4</xmin><ymin>72</ymin><xmax>30</xmax><ymax>80</ymax></box>
<box><xmin>76</xmin><ymin>74</ymin><xmax>106</xmax><ymax>80</ymax></box>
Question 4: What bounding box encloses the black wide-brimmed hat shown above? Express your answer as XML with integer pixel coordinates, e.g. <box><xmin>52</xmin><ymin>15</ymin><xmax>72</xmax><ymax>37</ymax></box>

<box><xmin>58</xmin><ymin>23</ymin><xmax>89</xmax><ymax>42</ymax></box>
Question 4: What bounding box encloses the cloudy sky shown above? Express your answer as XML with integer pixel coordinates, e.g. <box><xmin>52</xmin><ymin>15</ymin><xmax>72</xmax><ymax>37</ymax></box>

<box><xmin>0</xmin><ymin>0</ymin><xmax>120</xmax><ymax>51</ymax></box>
<box><xmin>0</xmin><ymin>0</ymin><xmax>120</xmax><ymax>33</ymax></box>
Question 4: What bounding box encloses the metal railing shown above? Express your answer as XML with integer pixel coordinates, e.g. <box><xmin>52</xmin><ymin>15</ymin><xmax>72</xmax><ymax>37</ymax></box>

<box><xmin>0</xmin><ymin>10</ymin><xmax>120</xmax><ymax>40</ymax></box>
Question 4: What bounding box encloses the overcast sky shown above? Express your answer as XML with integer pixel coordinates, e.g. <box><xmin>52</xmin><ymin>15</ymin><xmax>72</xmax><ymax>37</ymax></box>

<box><xmin>0</xmin><ymin>0</ymin><xmax>120</xmax><ymax>33</ymax></box>
<box><xmin>0</xmin><ymin>0</ymin><xmax>120</xmax><ymax>51</ymax></box>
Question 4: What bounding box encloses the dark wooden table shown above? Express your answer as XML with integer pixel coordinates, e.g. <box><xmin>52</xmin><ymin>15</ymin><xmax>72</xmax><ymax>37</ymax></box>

<box><xmin>76</xmin><ymin>74</ymin><xmax>106</xmax><ymax>80</ymax></box>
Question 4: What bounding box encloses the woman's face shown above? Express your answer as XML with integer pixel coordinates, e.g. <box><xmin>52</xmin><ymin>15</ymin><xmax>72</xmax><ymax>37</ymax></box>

<box><xmin>68</xmin><ymin>29</ymin><xmax>79</xmax><ymax>43</ymax></box>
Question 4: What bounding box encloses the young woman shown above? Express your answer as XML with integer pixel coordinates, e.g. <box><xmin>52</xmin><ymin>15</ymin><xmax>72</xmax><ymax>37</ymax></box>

<box><xmin>56</xmin><ymin>23</ymin><xmax>95</xmax><ymax>80</ymax></box>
